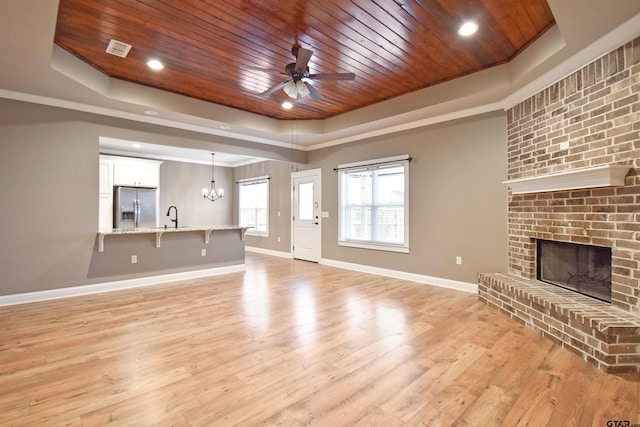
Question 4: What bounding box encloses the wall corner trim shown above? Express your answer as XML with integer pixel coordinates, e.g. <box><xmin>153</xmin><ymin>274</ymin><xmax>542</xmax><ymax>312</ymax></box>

<box><xmin>0</xmin><ymin>264</ymin><xmax>246</xmax><ymax>307</ymax></box>
<box><xmin>320</xmin><ymin>258</ymin><xmax>478</xmax><ymax>294</ymax></box>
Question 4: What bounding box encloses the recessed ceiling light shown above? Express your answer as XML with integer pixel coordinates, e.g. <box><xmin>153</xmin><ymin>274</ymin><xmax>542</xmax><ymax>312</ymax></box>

<box><xmin>132</xmin><ymin>143</ymin><xmax>141</xmax><ymax>149</ymax></box>
<box><xmin>458</xmin><ymin>21</ymin><xmax>478</xmax><ymax>36</ymax></box>
<box><xmin>282</xmin><ymin>101</ymin><xmax>293</xmax><ymax>109</ymax></box>
<box><xmin>144</xmin><ymin>110</ymin><xmax>159</xmax><ymax>116</ymax></box>
<box><xmin>147</xmin><ymin>59</ymin><xmax>164</xmax><ymax>70</ymax></box>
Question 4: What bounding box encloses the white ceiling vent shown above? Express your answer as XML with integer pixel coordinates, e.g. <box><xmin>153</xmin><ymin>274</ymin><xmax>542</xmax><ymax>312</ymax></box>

<box><xmin>105</xmin><ymin>39</ymin><xmax>132</xmax><ymax>58</ymax></box>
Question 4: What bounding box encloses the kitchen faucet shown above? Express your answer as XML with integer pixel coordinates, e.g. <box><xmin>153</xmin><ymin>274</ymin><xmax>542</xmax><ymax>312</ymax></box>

<box><xmin>166</xmin><ymin>205</ymin><xmax>178</xmax><ymax>229</ymax></box>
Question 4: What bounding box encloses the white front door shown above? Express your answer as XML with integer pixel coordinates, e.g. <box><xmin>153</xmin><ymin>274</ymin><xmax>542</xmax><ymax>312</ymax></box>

<box><xmin>292</xmin><ymin>169</ymin><xmax>321</xmax><ymax>262</ymax></box>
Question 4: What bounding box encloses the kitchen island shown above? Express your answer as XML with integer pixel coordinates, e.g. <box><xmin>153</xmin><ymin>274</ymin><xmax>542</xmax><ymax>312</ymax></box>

<box><xmin>87</xmin><ymin>225</ymin><xmax>251</xmax><ymax>287</ymax></box>
<box><xmin>0</xmin><ymin>225</ymin><xmax>257</xmax><ymax>306</ymax></box>
<box><xmin>97</xmin><ymin>225</ymin><xmax>250</xmax><ymax>252</ymax></box>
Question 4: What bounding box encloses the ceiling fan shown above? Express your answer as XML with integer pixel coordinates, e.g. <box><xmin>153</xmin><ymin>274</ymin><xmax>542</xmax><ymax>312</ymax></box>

<box><xmin>242</xmin><ymin>44</ymin><xmax>356</xmax><ymax>101</ymax></box>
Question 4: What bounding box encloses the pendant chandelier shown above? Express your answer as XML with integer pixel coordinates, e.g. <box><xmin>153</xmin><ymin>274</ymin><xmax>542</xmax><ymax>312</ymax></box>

<box><xmin>202</xmin><ymin>153</ymin><xmax>223</xmax><ymax>201</ymax></box>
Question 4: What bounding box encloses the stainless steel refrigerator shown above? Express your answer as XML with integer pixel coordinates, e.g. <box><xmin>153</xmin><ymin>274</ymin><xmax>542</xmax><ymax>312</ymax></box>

<box><xmin>113</xmin><ymin>186</ymin><xmax>158</xmax><ymax>228</ymax></box>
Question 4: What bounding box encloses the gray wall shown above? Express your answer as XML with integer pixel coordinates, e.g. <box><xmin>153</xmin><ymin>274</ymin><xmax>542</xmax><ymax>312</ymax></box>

<box><xmin>310</xmin><ymin>112</ymin><xmax>509</xmax><ymax>283</ymax></box>
<box><xmin>233</xmin><ymin>160</ymin><xmax>293</xmax><ymax>252</ymax></box>
<box><xmin>1</xmin><ymin>103</ymin><xmax>99</xmax><ymax>295</ymax></box>
<box><xmin>236</xmin><ymin>112</ymin><xmax>509</xmax><ymax>284</ymax></box>
<box><xmin>159</xmin><ymin>160</ymin><xmax>233</xmax><ymax>227</ymax></box>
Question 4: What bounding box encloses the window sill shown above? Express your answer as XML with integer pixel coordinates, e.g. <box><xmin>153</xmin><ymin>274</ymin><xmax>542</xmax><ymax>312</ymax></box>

<box><xmin>338</xmin><ymin>240</ymin><xmax>409</xmax><ymax>253</ymax></box>
<box><xmin>246</xmin><ymin>231</ymin><xmax>269</xmax><ymax>238</ymax></box>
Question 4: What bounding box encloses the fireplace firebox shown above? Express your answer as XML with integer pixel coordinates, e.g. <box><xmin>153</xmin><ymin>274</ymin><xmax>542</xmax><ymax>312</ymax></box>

<box><xmin>536</xmin><ymin>239</ymin><xmax>612</xmax><ymax>303</ymax></box>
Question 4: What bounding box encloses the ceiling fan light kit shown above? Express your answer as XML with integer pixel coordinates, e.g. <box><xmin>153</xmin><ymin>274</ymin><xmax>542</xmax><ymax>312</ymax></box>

<box><xmin>283</xmin><ymin>80</ymin><xmax>310</xmax><ymax>99</ymax></box>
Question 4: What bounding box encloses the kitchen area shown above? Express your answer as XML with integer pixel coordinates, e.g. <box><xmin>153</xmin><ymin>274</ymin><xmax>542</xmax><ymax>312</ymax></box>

<box><xmin>94</xmin><ymin>149</ymin><xmax>250</xmax><ymax>282</ymax></box>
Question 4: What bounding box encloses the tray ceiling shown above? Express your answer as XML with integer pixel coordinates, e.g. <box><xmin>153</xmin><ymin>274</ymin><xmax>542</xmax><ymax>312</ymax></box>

<box><xmin>53</xmin><ymin>0</ymin><xmax>555</xmax><ymax>121</ymax></box>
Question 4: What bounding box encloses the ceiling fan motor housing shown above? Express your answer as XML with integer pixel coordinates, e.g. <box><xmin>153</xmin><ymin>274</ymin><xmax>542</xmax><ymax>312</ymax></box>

<box><xmin>285</xmin><ymin>62</ymin><xmax>309</xmax><ymax>81</ymax></box>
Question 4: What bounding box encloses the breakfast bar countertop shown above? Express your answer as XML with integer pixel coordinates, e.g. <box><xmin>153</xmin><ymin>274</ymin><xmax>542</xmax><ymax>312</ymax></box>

<box><xmin>97</xmin><ymin>225</ymin><xmax>251</xmax><ymax>252</ymax></box>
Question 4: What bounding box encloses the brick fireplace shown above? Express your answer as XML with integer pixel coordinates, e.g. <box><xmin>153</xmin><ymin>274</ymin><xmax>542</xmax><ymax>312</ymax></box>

<box><xmin>478</xmin><ymin>35</ymin><xmax>640</xmax><ymax>373</ymax></box>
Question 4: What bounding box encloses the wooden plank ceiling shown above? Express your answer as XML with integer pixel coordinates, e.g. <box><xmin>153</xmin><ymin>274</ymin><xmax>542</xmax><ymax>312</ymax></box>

<box><xmin>54</xmin><ymin>0</ymin><xmax>554</xmax><ymax>121</ymax></box>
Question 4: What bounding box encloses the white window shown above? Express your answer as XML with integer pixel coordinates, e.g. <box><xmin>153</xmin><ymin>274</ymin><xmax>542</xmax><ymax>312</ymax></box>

<box><xmin>238</xmin><ymin>176</ymin><xmax>269</xmax><ymax>236</ymax></box>
<box><xmin>338</xmin><ymin>155</ymin><xmax>409</xmax><ymax>253</ymax></box>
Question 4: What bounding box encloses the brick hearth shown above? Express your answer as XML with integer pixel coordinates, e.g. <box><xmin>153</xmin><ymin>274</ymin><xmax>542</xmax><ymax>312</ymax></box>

<box><xmin>478</xmin><ymin>273</ymin><xmax>640</xmax><ymax>373</ymax></box>
<box><xmin>478</xmin><ymin>35</ymin><xmax>640</xmax><ymax>372</ymax></box>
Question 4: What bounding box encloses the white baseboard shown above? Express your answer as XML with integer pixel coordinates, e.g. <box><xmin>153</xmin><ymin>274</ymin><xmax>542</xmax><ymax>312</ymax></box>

<box><xmin>1</xmin><ymin>255</ymin><xmax>477</xmax><ymax>308</ymax></box>
<box><xmin>320</xmin><ymin>258</ymin><xmax>477</xmax><ymax>294</ymax></box>
<box><xmin>0</xmin><ymin>264</ymin><xmax>246</xmax><ymax>307</ymax></box>
<box><xmin>245</xmin><ymin>246</ymin><xmax>293</xmax><ymax>259</ymax></box>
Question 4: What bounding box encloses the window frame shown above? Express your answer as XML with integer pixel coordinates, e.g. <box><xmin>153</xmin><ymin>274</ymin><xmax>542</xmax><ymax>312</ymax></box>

<box><xmin>238</xmin><ymin>175</ymin><xmax>270</xmax><ymax>237</ymax></box>
<box><xmin>337</xmin><ymin>155</ymin><xmax>410</xmax><ymax>253</ymax></box>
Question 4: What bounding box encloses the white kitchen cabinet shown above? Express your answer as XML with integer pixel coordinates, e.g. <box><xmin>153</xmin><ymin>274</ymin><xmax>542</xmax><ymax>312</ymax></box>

<box><xmin>98</xmin><ymin>158</ymin><xmax>113</xmax><ymax>229</ymax></box>
<box><xmin>98</xmin><ymin>193</ymin><xmax>112</xmax><ymax>229</ymax></box>
<box><xmin>99</xmin><ymin>159</ymin><xmax>112</xmax><ymax>193</ymax></box>
<box><xmin>113</xmin><ymin>159</ymin><xmax>161</xmax><ymax>187</ymax></box>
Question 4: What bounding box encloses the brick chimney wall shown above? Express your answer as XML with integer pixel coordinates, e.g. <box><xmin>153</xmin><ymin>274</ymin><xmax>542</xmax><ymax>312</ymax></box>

<box><xmin>506</xmin><ymin>36</ymin><xmax>640</xmax><ymax>312</ymax></box>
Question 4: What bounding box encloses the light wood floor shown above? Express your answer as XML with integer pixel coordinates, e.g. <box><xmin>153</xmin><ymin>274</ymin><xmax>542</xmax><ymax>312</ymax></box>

<box><xmin>1</xmin><ymin>253</ymin><xmax>638</xmax><ymax>426</ymax></box>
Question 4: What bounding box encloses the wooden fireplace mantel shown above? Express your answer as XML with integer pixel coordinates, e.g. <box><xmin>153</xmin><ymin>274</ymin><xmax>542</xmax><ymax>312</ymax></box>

<box><xmin>503</xmin><ymin>164</ymin><xmax>631</xmax><ymax>195</ymax></box>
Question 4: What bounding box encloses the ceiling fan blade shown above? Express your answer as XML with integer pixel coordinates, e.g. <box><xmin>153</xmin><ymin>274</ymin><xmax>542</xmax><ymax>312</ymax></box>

<box><xmin>260</xmin><ymin>79</ymin><xmax>291</xmax><ymax>96</ymax></box>
<box><xmin>295</xmin><ymin>47</ymin><xmax>313</xmax><ymax>73</ymax></box>
<box><xmin>308</xmin><ymin>72</ymin><xmax>356</xmax><ymax>81</ymax></box>
<box><xmin>240</xmin><ymin>64</ymin><xmax>285</xmax><ymax>76</ymax></box>
<box><xmin>303</xmin><ymin>81</ymin><xmax>323</xmax><ymax>101</ymax></box>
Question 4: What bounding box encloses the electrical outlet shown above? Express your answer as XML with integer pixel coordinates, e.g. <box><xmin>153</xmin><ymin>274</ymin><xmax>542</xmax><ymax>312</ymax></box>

<box><xmin>131</xmin><ymin>255</ymin><xmax>137</xmax><ymax>264</ymax></box>
<box><xmin>277</xmin><ymin>237</ymin><xmax>281</xmax><ymax>243</ymax></box>
<box><xmin>201</xmin><ymin>249</ymin><xmax>206</xmax><ymax>256</ymax></box>
<box><xmin>456</xmin><ymin>256</ymin><xmax>462</xmax><ymax>265</ymax></box>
